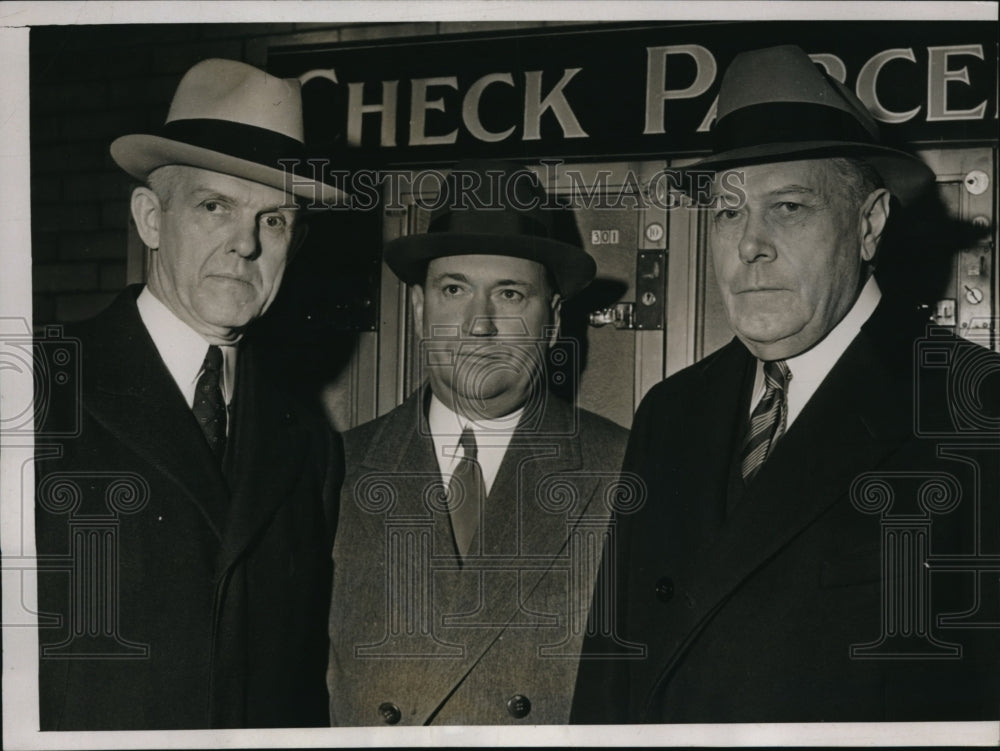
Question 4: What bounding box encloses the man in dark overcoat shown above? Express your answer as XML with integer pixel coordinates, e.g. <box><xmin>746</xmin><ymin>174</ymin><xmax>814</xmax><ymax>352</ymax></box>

<box><xmin>328</xmin><ymin>162</ymin><xmax>630</xmax><ymax>725</ymax></box>
<box><xmin>571</xmin><ymin>45</ymin><xmax>1000</xmax><ymax>723</ymax></box>
<box><xmin>35</xmin><ymin>58</ymin><xmax>345</xmax><ymax>729</ymax></box>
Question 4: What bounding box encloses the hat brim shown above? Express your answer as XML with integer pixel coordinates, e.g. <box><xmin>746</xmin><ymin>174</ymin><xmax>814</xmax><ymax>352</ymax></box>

<box><xmin>384</xmin><ymin>232</ymin><xmax>596</xmax><ymax>300</ymax></box>
<box><xmin>110</xmin><ymin>134</ymin><xmax>348</xmax><ymax>207</ymax></box>
<box><xmin>681</xmin><ymin>140</ymin><xmax>934</xmax><ymax>206</ymax></box>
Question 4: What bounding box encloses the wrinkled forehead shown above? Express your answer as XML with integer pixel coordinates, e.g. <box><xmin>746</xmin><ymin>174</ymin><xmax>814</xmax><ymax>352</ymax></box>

<box><xmin>162</xmin><ymin>164</ymin><xmax>298</xmax><ymax>208</ymax></box>
<box><xmin>711</xmin><ymin>158</ymin><xmax>841</xmax><ymax>200</ymax></box>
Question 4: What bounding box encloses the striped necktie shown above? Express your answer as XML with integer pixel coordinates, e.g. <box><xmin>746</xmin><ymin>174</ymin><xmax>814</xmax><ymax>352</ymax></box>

<box><xmin>741</xmin><ymin>359</ymin><xmax>791</xmax><ymax>484</ymax></box>
<box><xmin>447</xmin><ymin>427</ymin><xmax>484</xmax><ymax>560</ymax></box>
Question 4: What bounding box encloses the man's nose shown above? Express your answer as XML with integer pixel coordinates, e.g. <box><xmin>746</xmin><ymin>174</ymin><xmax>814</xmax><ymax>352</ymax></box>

<box><xmin>230</xmin><ymin>219</ymin><xmax>261</xmax><ymax>260</ymax></box>
<box><xmin>468</xmin><ymin>295</ymin><xmax>498</xmax><ymax>337</ymax></box>
<box><xmin>737</xmin><ymin>212</ymin><xmax>776</xmax><ymax>264</ymax></box>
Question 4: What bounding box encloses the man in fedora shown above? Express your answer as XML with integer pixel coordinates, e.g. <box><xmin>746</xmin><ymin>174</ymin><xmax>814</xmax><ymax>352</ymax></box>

<box><xmin>35</xmin><ymin>59</ymin><xmax>344</xmax><ymax>729</ymax></box>
<box><xmin>327</xmin><ymin>160</ymin><xmax>629</xmax><ymax>725</ymax></box>
<box><xmin>571</xmin><ymin>45</ymin><xmax>1000</xmax><ymax>723</ymax></box>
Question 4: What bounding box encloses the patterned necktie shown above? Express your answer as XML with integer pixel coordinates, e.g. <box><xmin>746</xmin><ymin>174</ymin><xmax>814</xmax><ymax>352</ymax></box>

<box><xmin>447</xmin><ymin>427</ymin><xmax>484</xmax><ymax>559</ymax></box>
<box><xmin>193</xmin><ymin>345</ymin><xmax>227</xmax><ymax>461</ymax></box>
<box><xmin>741</xmin><ymin>359</ymin><xmax>791</xmax><ymax>484</ymax></box>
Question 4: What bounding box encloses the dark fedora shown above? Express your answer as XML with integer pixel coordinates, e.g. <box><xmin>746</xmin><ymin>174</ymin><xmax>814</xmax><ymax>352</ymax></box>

<box><xmin>384</xmin><ymin>160</ymin><xmax>596</xmax><ymax>298</ymax></box>
<box><xmin>111</xmin><ymin>58</ymin><xmax>346</xmax><ymax>205</ymax></box>
<box><xmin>688</xmin><ymin>44</ymin><xmax>934</xmax><ymax>205</ymax></box>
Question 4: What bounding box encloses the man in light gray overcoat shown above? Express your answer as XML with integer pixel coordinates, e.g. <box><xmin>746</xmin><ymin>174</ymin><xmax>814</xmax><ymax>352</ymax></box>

<box><xmin>328</xmin><ymin>161</ymin><xmax>630</xmax><ymax>725</ymax></box>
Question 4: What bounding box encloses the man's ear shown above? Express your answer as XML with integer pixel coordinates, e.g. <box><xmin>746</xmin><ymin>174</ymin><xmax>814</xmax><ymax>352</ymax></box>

<box><xmin>131</xmin><ymin>186</ymin><xmax>162</xmax><ymax>250</ymax></box>
<box><xmin>860</xmin><ymin>188</ymin><xmax>891</xmax><ymax>263</ymax></box>
<box><xmin>547</xmin><ymin>293</ymin><xmax>563</xmax><ymax>348</ymax></box>
<box><xmin>410</xmin><ymin>284</ymin><xmax>425</xmax><ymax>337</ymax></box>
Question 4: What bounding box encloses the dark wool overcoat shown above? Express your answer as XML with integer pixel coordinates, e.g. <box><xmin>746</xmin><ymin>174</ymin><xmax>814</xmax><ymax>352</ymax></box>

<box><xmin>572</xmin><ymin>299</ymin><xmax>1000</xmax><ymax>723</ymax></box>
<box><xmin>36</xmin><ymin>287</ymin><xmax>340</xmax><ymax>729</ymax></box>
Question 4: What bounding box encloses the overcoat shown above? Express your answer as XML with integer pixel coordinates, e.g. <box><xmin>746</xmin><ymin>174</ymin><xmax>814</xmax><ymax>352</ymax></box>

<box><xmin>328</xmin><ymin>388</ymin><xmax>628</xmax><ymax>725</ymax></box>
<box><xmin>571</xmin><ymin>299</ymin><xmax>1000</xmax><ymax>723</ymax></box>
<box><xmin>35</xmin><ymin>287</ymin><xmax>340</xmax><ymax>729</ymax></box>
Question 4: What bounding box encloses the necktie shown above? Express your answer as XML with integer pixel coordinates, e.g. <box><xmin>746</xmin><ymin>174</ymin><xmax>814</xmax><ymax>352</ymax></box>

<box><xmin>741</xmin><ymin>359</ymin><xmax>791</xmax><ymax>484</ymax></box>
<box><xmin>193</xmin><ymin>345</ymin><xmax>227</xmax><ymax>461</ymax></box>
<box><xmin>447</xmin><ymin>427</ymin><xmax>484</xmax><ymax>559</ymax></box>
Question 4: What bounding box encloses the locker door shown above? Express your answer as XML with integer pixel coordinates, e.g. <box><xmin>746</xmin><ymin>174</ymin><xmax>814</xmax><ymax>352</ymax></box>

<box><xmin>918</xmin><ymin>147</ymin><xmax>997</xmax><ymax>351</ymax></box>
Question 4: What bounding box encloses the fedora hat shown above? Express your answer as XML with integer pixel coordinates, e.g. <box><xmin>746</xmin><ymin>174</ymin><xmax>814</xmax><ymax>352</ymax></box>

<box><xmin>111</xmin><ymin>58</ymin><xmax>346</xmax><ymax>205</ymax></box>
<box><xmin>688</xmin><ymin>45</ymin><xmax>933</xmax><ymax>205</ymax></box>
<box><xmin>384</xmin><ymin>161</ymin><xmax>596</xmax><ymax>299</ymax></box>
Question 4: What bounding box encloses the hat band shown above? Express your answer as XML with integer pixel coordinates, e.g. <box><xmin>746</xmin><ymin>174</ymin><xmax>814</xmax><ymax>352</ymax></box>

<box><xmin>712</xmin><ymin>102</ymin><xmax>877</xmax><ymax>154</ymax></box>
<box><xmin>428</xmin><ymin>211</ymin><xmax>550</xmax><ymax>238</ymax></box>
<box><xmin>160</xmin><ymin>118</ymin><xmax>308</xmax><ymax>170</ymax></box>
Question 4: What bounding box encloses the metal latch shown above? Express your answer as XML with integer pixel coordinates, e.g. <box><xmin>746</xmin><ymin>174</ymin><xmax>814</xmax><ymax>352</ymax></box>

<box><xmin>589</xmin><ymin>303</ymin><xmax>635</xmax><ymax>329</ymax></box>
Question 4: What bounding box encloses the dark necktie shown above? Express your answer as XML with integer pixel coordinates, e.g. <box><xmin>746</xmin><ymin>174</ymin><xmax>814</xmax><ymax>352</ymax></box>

<box><xmin>741</xmin><ymin>359</ymin><xmax>791</xmax><ymax>484</ymax></box>
<box><xmin>447</xmin><ymin>427</ymin><xmax>484</xmax><ymax>559</ymax></box>
<box><xmin>193</xmin><ymin>345</ymin><xmax>227</xmax><ymax>461</ymax></box>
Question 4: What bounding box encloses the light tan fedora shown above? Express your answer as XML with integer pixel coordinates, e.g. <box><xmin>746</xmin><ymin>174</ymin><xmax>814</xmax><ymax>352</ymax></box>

<box><xmin>688</xmin><ymin>45</ymin><xmax>934</xmax><ymax>205</ymax></box>
<box><xmin>111</xmin><ymin>58</ymin><xmax>346</xmax><ymax>205</ymax></box>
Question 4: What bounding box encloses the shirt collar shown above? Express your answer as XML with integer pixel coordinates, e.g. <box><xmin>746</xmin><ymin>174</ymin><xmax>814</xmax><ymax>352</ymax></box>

<box><xmin>136</xmin><ymin>286</ymin><xmax>237</xmax><ymax>407</ymax></box>
<box><xmin>751</xmin><ymin>275</ymin><xmax>881</xmax><ymax>426</ymax></box>
<box><xmin>784</xmin><ymin>275</ymin><xmax>882</xmax><ymax>385</ymax></box>
<box><xmin>428</xmin><ymin>393</ymin><xmax>525</xmax><ymax>445</ymax></box>
<box><xmin>427</xmin><ymin>392</ymin><xmax>524</xmax><ymax>493</ymax></box>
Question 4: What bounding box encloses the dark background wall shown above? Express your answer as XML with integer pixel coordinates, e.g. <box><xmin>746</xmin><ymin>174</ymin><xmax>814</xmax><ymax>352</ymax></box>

<box><xmin>29</xmin><ymin>21</ymin><xmax>558</xmax><ymax>327</ymax></box>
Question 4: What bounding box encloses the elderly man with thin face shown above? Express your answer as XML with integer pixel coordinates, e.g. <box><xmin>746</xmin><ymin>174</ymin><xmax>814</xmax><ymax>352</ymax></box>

<box><xmin>571</xmin><ymin>45</ymin><xmax>1000</xmax><ymax>724</ymax></box>
<box><xmin>327</xmin><ymin>161</ymin><xmax>629</xmax><ymax>726</ymax></box>
<box><xmin>35</xmin><ymin>59</ymin><xmax>344</xmax><ymax>730</ymax></box>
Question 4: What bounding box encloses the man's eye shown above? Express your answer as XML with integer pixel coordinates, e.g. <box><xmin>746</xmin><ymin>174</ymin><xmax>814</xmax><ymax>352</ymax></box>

<box><xmin>498</xmin><ymin>289</ymin><xmax>524</xmax><ymax>302</ymax></box>
<box><xmin>443</xmin><ymin>284</ymin><xmax>462</xmax><ymax>296</ymax></box>
<box><xmin>715</xmin><ymin>209</ymin><xmax>740</xmax><ymax>221</ymax></box>
<box><xmin>777</xmin><ymin>202</ymin><xmax>801</xmax><ymax>213</ymax></box>
<box><xmin>204</xmin><ymin>201</ymin><xmax>220</xmax><ymax>212</ymax></box>
<box><xmin>261</xmin><ymin>214</ymin><xmax>286</xmax><ymax>230</ymax></box>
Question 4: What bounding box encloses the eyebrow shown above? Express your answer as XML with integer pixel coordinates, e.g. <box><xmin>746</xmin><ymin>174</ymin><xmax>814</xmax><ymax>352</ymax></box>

<box><xmin>188</xmin><ymin>187</ymin><xmax>294</xmax><ymax>214</ymax></box>
<box><xmin>430</xmin><ymin>273</ymin><xmax>533</xmax><ymax>289</ymax></box>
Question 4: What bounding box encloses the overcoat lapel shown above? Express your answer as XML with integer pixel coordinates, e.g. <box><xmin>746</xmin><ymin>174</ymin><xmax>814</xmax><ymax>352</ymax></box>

<box><xmin>216</xmin><ymin>343</ymin><xmax>308</xmax><ymax>575</ymax></box>
<box><xmin>358</xmin><ymin>390</ymin><xmax>456</xmax><ymax>557</ymax></box>
<box><xmin>354</xmin><ymin>391</ymin><xmax>603</xmax><ymax>722</ymax></box>
<box><xmin>430</xmin><ymin>400</ymin><xmax>595</xmax><ymax>702</ymax></box>
<box><xmin>666</xmin><ymin>342</ymin><xmax>755</xmax><ymax>551</ymax></box>
<box><xmin>83</xmin><ymin>291</ymin><xmax>230</xmax><ymax>536</ymax></box>
<box><xmin>643</xmin><ymin>314</ymin><xmax>914</xmax><ymax>712</ymax></box>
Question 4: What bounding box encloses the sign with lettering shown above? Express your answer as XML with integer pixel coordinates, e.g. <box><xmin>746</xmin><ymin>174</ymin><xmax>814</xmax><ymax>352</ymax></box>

<box><xmin>268</xmin><ymin>21</ymin><xmax>997</xmax><ymax>165</ymax></box>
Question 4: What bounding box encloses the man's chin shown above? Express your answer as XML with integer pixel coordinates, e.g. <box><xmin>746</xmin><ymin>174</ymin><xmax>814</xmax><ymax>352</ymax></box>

<box><xmin>451</xmin><ymin>384</ymin><xmax>531</xmax><ymax>421</ymax></box>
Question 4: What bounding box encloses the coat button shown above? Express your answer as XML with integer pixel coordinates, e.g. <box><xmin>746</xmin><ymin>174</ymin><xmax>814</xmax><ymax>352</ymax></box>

<box><xmin>506</xmin><ymin>694</ymin><xmax>531</xmax><ymax>719</ymax></box>
<box><xmin>378</xmin><ymin>702</ymin><xmax>401</xmax><ymax>725</ymax></box>
<box><xmin>655</xmin><ymin>576</ymin><xmax>674</xmax><ymax>603</ymax></box>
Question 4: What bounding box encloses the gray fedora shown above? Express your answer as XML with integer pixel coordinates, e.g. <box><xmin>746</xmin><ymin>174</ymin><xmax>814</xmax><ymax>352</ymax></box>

<box><xmin>384</xmin><ymin>161</ymin><xmax>596</xmax><ymax>299</ymax></box>
<box><xmin>688</xmin><ymin>44</ymin><xmax>934</xmax><ymax>205</ymax></box>
<box><xmin>111</xmin><ymin>58</ymin><xmax>346</xmax><ymax>205</ymax></box>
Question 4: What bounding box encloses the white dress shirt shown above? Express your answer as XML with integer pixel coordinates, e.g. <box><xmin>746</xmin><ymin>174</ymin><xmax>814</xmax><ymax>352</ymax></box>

<box><xmin>136</xmin><ymin>287</ymin><xmax>237</xmax><ymax>416</ymax></box>
<box><xmin>428</xmin><ymin>393</ymin><xmax>523</xmax><ymax>495</ymax></box>
<box><xmin>749</xmin><ymin>275</ymin><xmax>882</xmax><ymax>429</ymax></box>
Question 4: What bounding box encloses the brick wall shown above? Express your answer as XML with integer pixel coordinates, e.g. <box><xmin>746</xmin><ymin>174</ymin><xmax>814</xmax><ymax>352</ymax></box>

<box><xmin>30</xmin><ymin>21</ymin><xmax>558</xmax><ymax>326</ymax></box>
